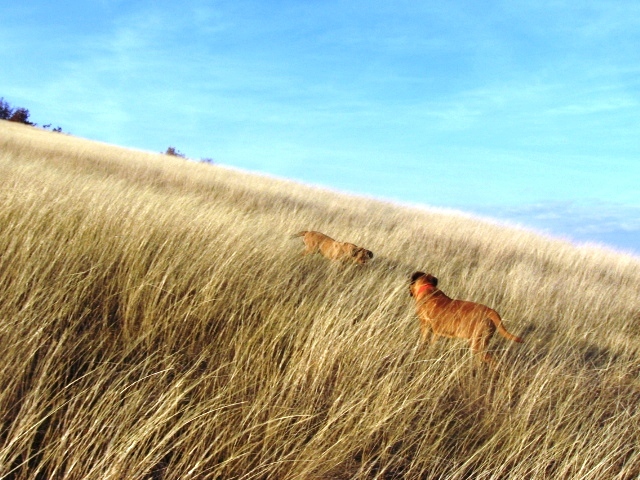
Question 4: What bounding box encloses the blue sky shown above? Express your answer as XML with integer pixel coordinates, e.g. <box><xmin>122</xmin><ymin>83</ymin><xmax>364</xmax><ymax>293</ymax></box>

<box><xmin>2</xmin><ymin>1</ymin><xmax>639</xmax><ymax>254</ymax></box>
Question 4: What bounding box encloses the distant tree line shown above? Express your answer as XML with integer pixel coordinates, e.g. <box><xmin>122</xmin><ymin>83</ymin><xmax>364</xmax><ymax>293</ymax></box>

<box><xmin>164</xmin><ymin>146</ymin><xmax>215</xmax><ymax>165</ymax></box>
<box><xmin>1</xmin><ymin>97</ymin><xmax>64</xmax><ymax>132</ymax></box>
<box><xmin>3</xmin><ymin>96</ymin><xmax>215</xmax><ymax>164</ymax></box>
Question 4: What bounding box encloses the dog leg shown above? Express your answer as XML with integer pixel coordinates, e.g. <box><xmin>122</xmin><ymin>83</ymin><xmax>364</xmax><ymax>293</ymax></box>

<box><xmin>470</xmin><ymin>336</ymin><xmax>497</xmax><ymax>369</ymax></box>
<box><xmin>419</xmin><ymin>322</ymin><xmax>431</xmax><ymax>346</ymax></box>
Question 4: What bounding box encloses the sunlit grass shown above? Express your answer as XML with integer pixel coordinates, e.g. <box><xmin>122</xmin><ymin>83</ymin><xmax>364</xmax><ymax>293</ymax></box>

<box><xmin>1</xmin><ymin>120</ymin><xmax>639</xmax><ymax>479</ymax></box>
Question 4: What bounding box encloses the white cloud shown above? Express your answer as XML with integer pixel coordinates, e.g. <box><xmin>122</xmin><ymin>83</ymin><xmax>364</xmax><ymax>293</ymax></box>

<box><xmin>472</xmin><ymin>201</ymin><xmax>640</xmax><ymax>253</ymax></box>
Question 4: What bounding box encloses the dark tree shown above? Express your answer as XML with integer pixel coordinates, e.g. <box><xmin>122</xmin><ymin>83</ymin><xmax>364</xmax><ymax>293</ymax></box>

<box><xmin>0</xmin><ymin>97</ymin><xmax>13</xmax><ymax>120</ymax></box>
<box><xmin>8</xmin><ymin>108</ymin><xmax>35</xmax><ymax>125</ymax></box>
<box><xmin>165</xmin><ymin>146</ymin><xmax>186</xmax><ymax>158</ymax></box>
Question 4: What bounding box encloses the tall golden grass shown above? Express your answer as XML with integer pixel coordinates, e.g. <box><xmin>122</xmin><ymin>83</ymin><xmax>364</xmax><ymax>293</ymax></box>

<box><xmin>1</xmin><ymin>120</ymin><xmax>639</xmax><ymax>479</ymax></box>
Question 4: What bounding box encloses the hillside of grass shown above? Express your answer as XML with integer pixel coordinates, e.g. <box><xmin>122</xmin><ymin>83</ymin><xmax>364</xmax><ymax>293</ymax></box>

<box><xmin>1</xmin><ymin>120</ymin><xmax>639</xmax><ymax>479</ymax></box>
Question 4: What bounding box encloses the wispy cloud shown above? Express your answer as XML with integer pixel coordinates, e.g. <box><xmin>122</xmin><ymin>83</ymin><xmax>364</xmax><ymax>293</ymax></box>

<box><xmin>545</xmin><ymin>97</ymin><xmax>638</xmax><ymax>116</ymax></box>
<box><xmin>1</xmin><ymin>0</ymin><xmax>639</xmax><ymax>253</ymax></box>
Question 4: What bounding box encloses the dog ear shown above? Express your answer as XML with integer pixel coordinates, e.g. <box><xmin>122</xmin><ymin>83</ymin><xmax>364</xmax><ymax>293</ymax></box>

<box><xmin>410</xmin><ymin>271</ymin><xmax>426</xmax><ymax>284</ymax></box>
<box><xmin>409</xmin><ymin>271</ymin><xmax>425</xmax><ymax>296</ymax></box>
<box><xmin>425</xmin><ymin>274</ymin><xmax>438</xmax><ymax>287</ymax></box>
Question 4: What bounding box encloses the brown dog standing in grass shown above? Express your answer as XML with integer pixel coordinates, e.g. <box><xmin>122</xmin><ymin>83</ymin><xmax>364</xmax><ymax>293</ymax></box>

<box><xmin>293</xmin><ymin>231</ymin><xmax>373</xmax><ymax>265</ymax></box>
<box><xmin>409</xmin><ymin>271</ymin><xmax>523</xmax><ymax>367</ymax></box>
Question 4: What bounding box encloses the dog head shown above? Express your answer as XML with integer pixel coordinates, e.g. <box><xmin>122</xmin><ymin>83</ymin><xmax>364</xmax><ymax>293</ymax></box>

<box><xmin>352</xmin><ymin>247</ymin><xmax>374</xmax><ymax>264</ymax></box>
<box><xmin>409</xmin><ymin>271</ymin><xmax>438</xmax><ymax>297</ymax></box>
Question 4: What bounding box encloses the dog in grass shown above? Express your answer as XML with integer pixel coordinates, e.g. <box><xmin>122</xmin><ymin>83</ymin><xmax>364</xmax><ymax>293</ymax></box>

<box><xmin>409</xmin><ymin>271</ymin><xmax>523</xmax><ymax>367</ymax></box>
<box><xmin>292</xmin><ymin>231</ymin><xmax>373</xmax><ymax>265</ymax></box>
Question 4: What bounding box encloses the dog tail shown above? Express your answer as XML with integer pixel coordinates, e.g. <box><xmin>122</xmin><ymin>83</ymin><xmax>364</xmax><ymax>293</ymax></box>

<box><xmin>488</xmin><ymin>310</ymin><xmax>523</xmax><ymax>343</ymax></box>
<box><xmin>290</xmin><ymin>231</ymin><xmax>307</xmax><ymax>239</ymax></box>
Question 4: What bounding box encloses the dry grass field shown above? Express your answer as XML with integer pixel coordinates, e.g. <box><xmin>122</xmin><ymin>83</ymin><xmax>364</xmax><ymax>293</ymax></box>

<box><xmin>1</xmin><ymin>120</ymin><xmax>639</xmax><ymax>479</ymax></box>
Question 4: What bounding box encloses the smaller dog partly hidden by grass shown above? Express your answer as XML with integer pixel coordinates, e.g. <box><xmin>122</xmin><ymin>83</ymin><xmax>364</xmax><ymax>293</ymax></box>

<box><xmin>293</xmin><ymin>230</ymin><xmax>373</xmax><ymax>265</ymax></box>
<box><xmin>409</xmin><ymin>272</ymin><xmax>523</xmax><ymax>367</ymax></box>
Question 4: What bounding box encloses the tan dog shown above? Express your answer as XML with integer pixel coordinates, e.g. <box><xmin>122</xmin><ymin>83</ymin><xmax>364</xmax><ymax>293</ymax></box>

<box><xmin>292</xmin><ymin>231</ymin><xmax>373</xmax><ymax>265</ymax></box>
<box><xmin>409</xmin><ymin>272</ymin><xmax>523</xmax><ymax>366</ymax></box>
